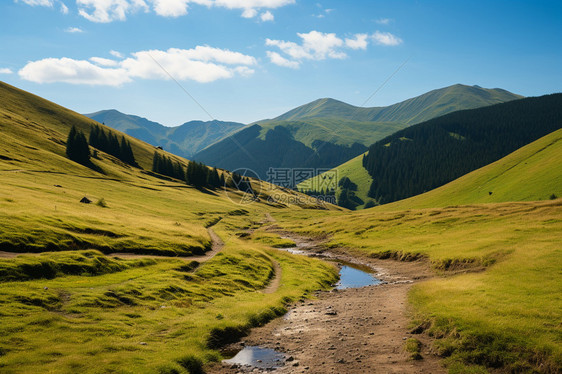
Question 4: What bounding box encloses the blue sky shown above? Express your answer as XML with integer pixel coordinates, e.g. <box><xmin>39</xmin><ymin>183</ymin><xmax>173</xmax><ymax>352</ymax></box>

<box><xmin>1</xmin><ymin>0</ymin><xmax>561</xmax><ymax>125</ymax></box>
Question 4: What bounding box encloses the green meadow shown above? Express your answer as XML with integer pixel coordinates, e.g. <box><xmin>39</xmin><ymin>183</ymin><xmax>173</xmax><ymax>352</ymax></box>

<box><xmin>1</xmin><ymin>80</ymin><xmax>561</xmax><ymax>373</ymax></box>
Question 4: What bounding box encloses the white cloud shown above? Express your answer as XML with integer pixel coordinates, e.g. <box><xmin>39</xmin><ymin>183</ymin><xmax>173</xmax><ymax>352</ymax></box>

<box><xmin>0</xmin><ymin>68</ymin><xmax>14</xmax><ymax>74</ymax></box>
<box><xmin>77</xmin><ymin>0</ymin><xmax>148</xmax><ymax>22</ymax></box>
<box><xmin>299</xmin><ymin>31</ymin><xmax>346</xmax><ymax>59</ymax></box>
<box><xmin>110</xmin><ymin>50</ymin><xmax>124</xmax><ymax>58</ymax></box>
<box><xmin>19</xmin><ymin>46</ymin><xmax>256</xmax><ymax>86</ymax></box>
<box><xmin>18</xmin><ymin>57</ymin><xmax>131</xmax><ymax>86</ymax></box>
<box><xmin>71</xmin><ymin>0</ymin><xmax>292</xmax><ymax>22</ymax></box>
<box><xmin>265</xmin><ymin>31</ymin><xmax>348</xmax><ymax>69</ymax></box>
<box><xmin>213</xmin><ymin>0</ymin><xmax>294</xmax><ymax>9</ymax></box>
<box><xmin>17</xmin><ymin>0</ymin><xmax>53</xmax><ymax>6</ymax></box>
<box><xmin>260</xmin><ymin>10</ymin><xmax>273</xmax><ymax>21</ymax></box>
<box><xmin>90</xmin><ymin>56</ymin><xmax>119</xmax><ymax>66</ymax></box>
<box><xmin>345</xmin><ymin>33</ymin><xmax>368</xmax><ymax>50</ymax></box>
<box><xmin>266</xmin><ymin>51</ymin><xmax>299</xmax><ymax>69</ymax></box>
<box><xmin>151</xmin><ymin>0</ymin><xmax>189</xmax><ymax>17</ymax></box>
<box><xmin>266</xmin><ymin>38</ymin><xmax>312</xmax><ymax>60</ymax></box>
<box><xmin>60</xmin><ymin>2</ymin><xmax>69</xmax><ymax>13</ymax></box>
<box><xmin>375</xmin><ymin>18</ymin><xmax>390</xmax><ymax>25</ymax></box>
<box><xmin>65</xmin><ymin>26</ymin><xmax>84</xmax><ymax>33</ymax></box>
<box><xmin>241</xmin><ymin>8</ymin><xmax>257</xmax><ymax>18</ymax></box>
<box><xmin>372</xmin><ymin>31</ymin><xmax>402</xmax><ymax>46</ymax></box>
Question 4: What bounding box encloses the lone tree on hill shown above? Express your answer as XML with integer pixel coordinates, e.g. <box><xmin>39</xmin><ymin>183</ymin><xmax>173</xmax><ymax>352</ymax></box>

<box><xmin>66</xmin><ymin>126</ymin><xmax>90</xmax><ymax>165</ymax></box>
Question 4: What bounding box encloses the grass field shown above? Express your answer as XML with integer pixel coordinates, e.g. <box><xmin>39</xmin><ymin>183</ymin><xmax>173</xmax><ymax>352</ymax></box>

<box><xmin>0</xmin><ymin>240</ymin><xmax>337</xmax><ymax>373</ymax></box>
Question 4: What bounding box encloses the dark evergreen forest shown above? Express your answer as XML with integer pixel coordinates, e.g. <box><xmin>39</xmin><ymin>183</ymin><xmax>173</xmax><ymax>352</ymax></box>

<box><xmin>362</xmin><ymin>94</ymin><xmax>562</xmax><ymax>204</ymax></box>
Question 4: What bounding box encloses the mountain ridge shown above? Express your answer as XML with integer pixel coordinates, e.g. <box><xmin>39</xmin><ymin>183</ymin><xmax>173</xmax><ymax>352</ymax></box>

<box><xmin>85</xmin><ymin>109</ymin><xmax>245</xmax><ymax>158</ymax></box>
<box><xmin>272</xmin><ymin>84</ymin><xmax>523</xmax><ymax>124</ymax></box>
<box><xmin>196</xmin><ymin>84</ymin><xmax>523</xmax><ymax>180</ymax></box>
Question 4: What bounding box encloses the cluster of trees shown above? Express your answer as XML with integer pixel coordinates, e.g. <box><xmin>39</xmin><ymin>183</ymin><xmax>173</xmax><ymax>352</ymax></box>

<box><xmin>89</xmin><ymin>125</ymin><xmax>137</xmax><ymax>166</ymax></box>
<box><xmin>152</xmin><ymin>151</ymin><xmax>229</xmax><ymax>190</ymax></box>
<box><xmin>66</xmin><ymin>126</ymin><xmax>90</xmax><ymax>165</ymax></box>
<box><xmin>226</xmin><ymin>172</ymin><xmax>254</xmax><ymax>195</ymax></box>
<box><xmin>362</xmin><ymin>93</ymin><xmax>562</xmax><ymax>204</ymax></box>
<box><xmin>335</xmin><ymin>177</ymin><xmax>363</xmax><ymax>209</ymax></box>
<box><xmin>299</xmin><ymin>188</ymin><xmax>336</xmax><ymax>203</ymax></box>
<box><xmin>186</xmin><ymin>161</ymin><xmax>222</xmax><ymax>189</ymax></box>
<box><xmin>152</xmin><ymin>152</ymin><xmax>185</xmax><ymax>180</ymax></box>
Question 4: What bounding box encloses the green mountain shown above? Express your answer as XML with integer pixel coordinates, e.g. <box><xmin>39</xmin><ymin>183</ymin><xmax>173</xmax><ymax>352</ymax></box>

<box><xmin>273</xmin><ymin>84</ymin><xmax>522</xmax><ymax>124</ymax></box>
<box><xmin>85</xmin><ymin>109</ymin><xmax>245</xmax><ymax>158</ymax></box>
<box><xmin>383</xmin><ymin>128</ymin><xmax>562</xmax><ymax>210</ymax></box>
<box><xmin>363</xmin><ymin>93</ymin><xmax>562</xmax><ymax>205</ymax></box>
<box><xmin>195</xmin><ymin>84</ymin><xmax>522</xmax><ymax>181</ymax></box>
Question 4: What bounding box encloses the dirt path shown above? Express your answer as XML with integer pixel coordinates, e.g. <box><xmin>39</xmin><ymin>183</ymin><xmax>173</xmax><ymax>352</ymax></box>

<box><xmin>262</xmin><ymin>260</ymin><xmax>282</xmax><ymax>294</ymax></box>
<box><xmin>210</xmin><ymin>224</ymin><xmax>445</xmax><ymax>374</ymax></box>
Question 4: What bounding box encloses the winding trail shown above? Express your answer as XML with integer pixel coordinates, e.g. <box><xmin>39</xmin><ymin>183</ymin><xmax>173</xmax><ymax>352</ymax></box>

<box><xmin>211</xmin><ymin>220</ymin><xmax>445</xmax><ymax>374</ymax></box>
<box><xmin>261</xmin><ymin>260</ymin><xmax>282</xmax><ymax>294</ymax></box>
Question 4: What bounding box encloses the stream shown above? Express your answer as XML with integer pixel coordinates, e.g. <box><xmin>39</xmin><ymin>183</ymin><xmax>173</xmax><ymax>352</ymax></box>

<box><xmin>222</xmin><ymin>238</ymin><xmax>382</xmax><ymax>370</ymax></box>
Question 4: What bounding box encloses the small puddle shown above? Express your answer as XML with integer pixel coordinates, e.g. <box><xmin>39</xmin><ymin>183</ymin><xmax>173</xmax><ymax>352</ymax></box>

<box><xmin>336</xmin><ymin>263</ymin><xmax>381</xmax><ymax>289</ymax></box>
<box><xmin>223</xmin><ymin>346</ymin><xmax>285</xmax><ymax>369</ymax></box>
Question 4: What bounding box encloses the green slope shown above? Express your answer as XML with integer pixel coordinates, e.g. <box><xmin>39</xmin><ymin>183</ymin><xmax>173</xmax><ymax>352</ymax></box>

<box><xmin>363</xmin><ymin>93</ymin><xmax>562</xmax><ymax>205</ymax></box>
<box><xmin>0</xmin><ymin>81</ymin><xmax>338</xmax><ymax>373</ymax></box>
<box><xmin>383</xmin><ymin>128</ymin><xmax>562</xmax><ymax>210</ymax></box>
<box><xmin>85</xmin><ymin>109</ymin><xmax>245</xmax><ymax>158</ymax></box>
<box><xmin>297</xmin><ymin>152</ymin><xmax>374</xmax><ymax>209</ymax></box>
<box><xmin>257</xmin><ymin>118</ymin><xmax>403</xmax><ymax>147</ymax></box>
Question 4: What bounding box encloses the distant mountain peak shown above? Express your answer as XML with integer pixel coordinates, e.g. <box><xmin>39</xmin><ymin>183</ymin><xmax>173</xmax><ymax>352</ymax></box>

<box><xmin>273</xmin><ymin>84</ymin><xmax>522</xmax><ymax>124</ymax></box>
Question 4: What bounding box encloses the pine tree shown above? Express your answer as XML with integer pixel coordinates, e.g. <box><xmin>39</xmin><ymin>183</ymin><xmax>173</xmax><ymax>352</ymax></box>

<box><xmin>66</xmin><ymin>126</ymin><xmax>90</xmax><ymax>165</ymax></box>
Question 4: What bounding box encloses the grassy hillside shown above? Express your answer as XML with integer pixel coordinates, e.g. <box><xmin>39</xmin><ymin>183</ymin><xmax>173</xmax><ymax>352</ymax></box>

<box><xmin>364</xmin><ymin>93</ymin><xmax>562</xmax><ymax>205</ymax></box>
<box><xmin>86</xmin><ymin>109</ymin><xmax>245</xmax><ymax>158</ymax></box>
<box><xmin>274</xmin><ymin>198</ymin><xmax>562</xmax><ymax>373</ymax></box>
<box><xmin>0</xmin><ymin>81</ymin><xmax>339</xmax><ymax>373</ymax></box>
<box><xmin>274</xmin><ymin>84</ymin><xmax>522</xmax><ymax>124</ymax></box>
<box><xmin>297</xmin><ymin>152</ymin><xmax>374</xmax><ymax>209</ymax></box>
<box><xmin>384</xmin><ymin>128</ymin><xmax>562</xmax><ymax>210</ymax></box>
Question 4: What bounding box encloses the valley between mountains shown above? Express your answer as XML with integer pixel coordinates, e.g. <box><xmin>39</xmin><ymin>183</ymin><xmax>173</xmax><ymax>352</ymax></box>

<box><xmin>0</xmin><ymin>80</ymin><xmax>561</xmax><ymax>374</ymax></box>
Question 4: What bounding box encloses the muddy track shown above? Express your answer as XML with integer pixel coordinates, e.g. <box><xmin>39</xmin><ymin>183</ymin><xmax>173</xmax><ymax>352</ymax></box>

<box><xmin>210</xmin><ymin>223</ymin><xmax>445</xmax><ymax>374</ymax></box>
<box><xmin>262</xmin><ymin>260</ymin><xmax>282</xmax><ymax>294</ymax></box>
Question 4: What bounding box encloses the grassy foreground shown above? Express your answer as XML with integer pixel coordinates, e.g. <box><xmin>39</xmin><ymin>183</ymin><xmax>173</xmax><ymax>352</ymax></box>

<box><xmin>0</xmin><ymin>236</ymin><xmax>337</xmax><ymax>373</ymax></box>
<box><xmin>274</xmin><ymin>199</ymin><xmax>562</xmax><ymax>372</ymax></box>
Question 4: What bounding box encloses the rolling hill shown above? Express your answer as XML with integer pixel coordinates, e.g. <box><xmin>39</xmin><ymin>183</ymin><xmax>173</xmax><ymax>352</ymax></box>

<box><xmin>363</xmin><ymin>93</ymin><xmax>562</xmax><ymax>205</ymax></box>
<box><xmin>85</xmin><ymin>109</ymin><xmax>245</xmax><ymax>158</ymax></box>
<box><xmin>195</xmin><ymin>84</ymin><xmax>522</xmax><ymax>182</ymax></box>
<box><xmin>382</xmin><ymin>128</ymin><xmax>562</xmax><ymax>210</ymax></box>
<box><xmin>0</xmin><ymin>81</ymin><xmax>340</xmax><ymax>373</ymax></box>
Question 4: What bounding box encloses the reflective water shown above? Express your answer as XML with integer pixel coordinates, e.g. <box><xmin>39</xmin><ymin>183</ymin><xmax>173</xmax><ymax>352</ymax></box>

<box><xmin>223</xmin><ymin>346</ymin><xmax>285</xmax><ymax>369</ymax></box>
<box><xmin>336</xmin><ymin>264</ymin><xmax>381</xmax><ymax>289</ymax></box>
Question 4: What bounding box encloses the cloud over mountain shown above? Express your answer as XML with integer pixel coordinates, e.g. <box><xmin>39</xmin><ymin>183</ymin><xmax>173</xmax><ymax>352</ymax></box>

<box><xmin>18</xmin><ymin>46</ymin><xmax>257</xmax><ymax>86</ymax></box>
